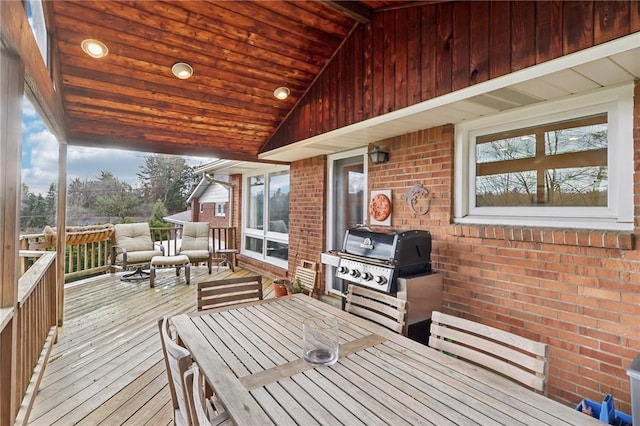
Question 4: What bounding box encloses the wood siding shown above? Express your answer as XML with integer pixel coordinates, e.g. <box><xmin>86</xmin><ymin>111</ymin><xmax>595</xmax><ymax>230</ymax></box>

<box><xmin>263</xmin><ymin>0</ymin><xmax>640</xmax><ymax>152</ymax></box>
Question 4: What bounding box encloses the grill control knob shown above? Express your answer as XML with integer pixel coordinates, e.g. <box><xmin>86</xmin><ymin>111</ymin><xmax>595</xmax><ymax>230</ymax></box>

<box><xmin>338</xmin><ymin>266</ymin><xmax>349</xmax><ymax>274</ymax></box>
<box><xmin>374</xmin><ymin>276</ymin><xmax>387</xmax><ymax>285</ymax></box>
<box><xmin>362</xmin><ymin>272</ymin><xmax>373</xmax><ymax>281</ymax></box>
<box><xmin>349</xmin><ymin>269</ymin><xmax>361</xmax><ymax>278</ymax></box>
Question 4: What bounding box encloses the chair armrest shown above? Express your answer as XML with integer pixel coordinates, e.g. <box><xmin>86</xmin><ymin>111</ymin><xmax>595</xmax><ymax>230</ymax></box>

<box><xmin>154</xmin><ymin>242</ymin><xmax>165</xmax><ymax>255</ymax></box>
<box><xmin>111</xmin><ymin>244</ymin><xmax>128</xmax><ymax>267</ymax></box>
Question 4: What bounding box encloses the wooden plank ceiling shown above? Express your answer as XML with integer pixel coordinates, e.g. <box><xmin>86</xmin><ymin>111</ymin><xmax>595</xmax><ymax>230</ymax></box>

<box><xmin>46</xmin><ymin>0</ymin><xmax>420</xmax><ymax>162</ymax></box>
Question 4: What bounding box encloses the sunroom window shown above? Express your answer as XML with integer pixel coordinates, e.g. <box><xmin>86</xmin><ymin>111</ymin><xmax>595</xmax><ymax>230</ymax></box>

<box><xmin>243</xmin><ymin>168</ymin><xmax>289</xmax><ymax>267</ymax></box>
<box><xmin>455</xmin><ymin>85</ymin><xmax>633</xmax><ymax>230</ymax></box>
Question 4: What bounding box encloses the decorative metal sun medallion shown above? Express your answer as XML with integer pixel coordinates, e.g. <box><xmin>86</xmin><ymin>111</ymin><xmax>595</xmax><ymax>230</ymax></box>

<box><xmin>403</xmin><ymin>184</ymin><xmax>433</xmax><ymax>215</ymax></box>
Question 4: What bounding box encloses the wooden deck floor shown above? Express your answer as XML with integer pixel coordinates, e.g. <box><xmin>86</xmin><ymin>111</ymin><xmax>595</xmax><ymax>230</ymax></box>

<box><xmin>27</xmin><ymin>266</ymin><xmax>275</xmax><ymax>425</ymax></box>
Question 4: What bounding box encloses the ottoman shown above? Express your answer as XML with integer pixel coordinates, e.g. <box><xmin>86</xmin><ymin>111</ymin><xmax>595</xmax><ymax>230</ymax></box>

<box><xmin>150</xmin><ymin>254</ymin><xmax>190</xmax><ymax>288</ymax></box>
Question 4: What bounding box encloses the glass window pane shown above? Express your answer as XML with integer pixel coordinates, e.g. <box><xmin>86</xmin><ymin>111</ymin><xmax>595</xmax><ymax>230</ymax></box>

<box><xmin>247</xmin><ymin>175</ymin><xmax>264</xmax><ymax>230</ymax></box>
<box><xmin>266</xmin><ymin>240</ymin><xmax>288</xmax><ymax>261</ymax></box>
<box><xmin>245</xmin><ymin>236</ymin><xmax>263</xmax><ymax>255</ymax></box>
<box><xmin>333</xmin><ymin>157</ymin><xmax>364</xmax><ymax>248</ymax></box>
<box><xmin>475</xmin><ymin>114</ymin><xmax>608</xmax><ymax>208</ymax></box>
<box><xmin>476</xmin><ymin>134</ymin><xmax>536</xmax><ymax>164</ymax></box>
<box><xmin>27</xmin><ymin>0</ymin><xmax>48</xmax><ymax>68</ymax></box>
<box><xmin>476</xmin><ymin>171</ymin><xmax>537</xmax><ymax>207</ymax></box>
<box><xmin>547</xmin><ymin>167</ymin><xmax>607</xmax><ymax>207</ymax></box>
<box><xmin>544</xmin><ymin>116</ymin><xmax>607</xmax><ymax>155</ymax></box>
<box><xmin>268</xmin><ymin>171</ymin><xmax>289</xmax><ymax>233</ymax></box>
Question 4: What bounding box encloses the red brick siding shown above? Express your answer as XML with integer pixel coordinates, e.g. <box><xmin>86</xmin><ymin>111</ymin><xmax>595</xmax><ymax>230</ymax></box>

<box><xmin>189</xmin><ymin>199</ymin><xmax>228</xmax><ymax>228</ymax></box>
<box><xmin>288</xmin><ymin>156</ymin><xmax>327</xmax><ymax>289</ymax></box>
<box><xmin>362</xmin><ymin>82</ymin><xmax>640</xmax><ymax>412</ymax></box>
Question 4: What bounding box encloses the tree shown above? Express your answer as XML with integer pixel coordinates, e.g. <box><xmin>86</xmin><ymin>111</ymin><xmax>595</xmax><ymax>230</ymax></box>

<box><xmin>20</xmin><ymin>183</ymin><xmax>56</xmax><ymax>232</ymax></box>
<box><xmin>149</xmin><ymin>199</ymin><xmax>171</xmax><ymax>240</ymax></box>
<box><xmin>137</xmin><ymin>155</ymin><xmax>195</xmax><ymax>214</ymax></box>
<box><xmin>92</xmin><ymin>172</ymin><xmax>141</xmax><ymax>222</ymax></box>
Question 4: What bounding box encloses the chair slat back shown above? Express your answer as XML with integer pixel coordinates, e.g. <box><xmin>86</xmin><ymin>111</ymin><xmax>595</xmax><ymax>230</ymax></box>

<box><xmin>158</xmin><ymin>316</ymin><xmax>193</xmax><ymax>425</ymax></box>
<box><xmin>197</xmin><ymin>275</ymin><xmax>263</xmax><ymax>311</ymax></box>
<box><xmin>345</xmin><ymin>285</ymin><xmax>408</xmax><ymax>335</ymax></box>
<box><xmin>184</xmin><ymin>366</ymin><xmax>212</xmax><ymax>426</ymax></box>
<box><xmin>429</xmin><ymin>311</ymin><xmax>549</xmax><ymax>393</ymax></box>
<box><xmin>294</xmin><ymin>260</ymin><xmax>318</xmax><ymax>297</ymax></box>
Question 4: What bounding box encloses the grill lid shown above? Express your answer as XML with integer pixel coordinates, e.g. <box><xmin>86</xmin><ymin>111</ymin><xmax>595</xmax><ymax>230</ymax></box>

<box><xmin>341</xmin><ymin>226</ymin><xmax>432</xmax><ymax>271</ymax></box>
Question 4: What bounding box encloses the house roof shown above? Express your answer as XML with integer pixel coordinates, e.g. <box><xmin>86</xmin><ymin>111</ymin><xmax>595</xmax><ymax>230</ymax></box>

<box><xmin>163</xmin><ymin>210</ymin><xmax>192</xmax><ymax>225</ymax></box>
<box><xmin>6</xmin><ymin>1</ymin><xmax>639</xmax><ymax>166</ymax></box>
<box><xmin>187</xmin><ymin>177</ymin><xmax>229</xmax><ymax>204</ymax></box>
<box><xmin>40</xmin><ymin>0</ymin><xmax>423</xmax><ymax>162</ymax></box>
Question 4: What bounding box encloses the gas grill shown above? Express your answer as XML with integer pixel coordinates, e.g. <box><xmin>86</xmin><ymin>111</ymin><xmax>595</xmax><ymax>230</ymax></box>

<box><xmin>336</xmin><ymin>226</ymin><xmax>432</xmax><ymax>294</ymax></box>
<box><xmin>336</xmin><ymin>226</ymin><xmax>442</xmax><ymax>334</ymax></box>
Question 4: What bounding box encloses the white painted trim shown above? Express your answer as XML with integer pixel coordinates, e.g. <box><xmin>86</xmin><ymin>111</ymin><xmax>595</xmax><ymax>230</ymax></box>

<box><xmin>240</xmin><ymin>166</ymin><xmax>291</xmax><ymax>269</ymax></box>
<box><xmin>260</xmin><ymin>33</ymin><xmax>640</xmax><ymax>161</ymax></box>
<box><xmin>454</xmin><ymin>84</ymin><xmax>634</xmax><ymax>231</ymax></box>
<box><xmin>325</xmin><ymin>148</ymin><xmax>368</xmax><ymax>295</ymax></box>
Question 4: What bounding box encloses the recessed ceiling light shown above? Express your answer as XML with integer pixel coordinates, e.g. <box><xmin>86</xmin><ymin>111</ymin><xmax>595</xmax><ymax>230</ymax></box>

<box><xmin>81</xmin><ymin>39</ymin><xmax>108</xmax><ymax>59</ymax></box>
<box><xmin>273</xmin><ymin>86</ymin><xmax>290</xmax><ymax>100</ymax></box>
<box><xmin>172</xmin><ymin>62</ymin><xmax>193</xmax><ymax>79</ymax></box>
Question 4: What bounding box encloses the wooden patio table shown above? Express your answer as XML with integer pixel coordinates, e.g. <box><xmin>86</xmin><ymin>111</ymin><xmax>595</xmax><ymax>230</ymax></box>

<box><xmin>171</xmin><ymin>294</ymin><xmax>600</xmax><ymax>425</ymax></box>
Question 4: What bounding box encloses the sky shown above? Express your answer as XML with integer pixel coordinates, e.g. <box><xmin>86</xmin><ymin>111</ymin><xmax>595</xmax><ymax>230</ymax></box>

<box><xmin>21</xmin><ymin>97</ymin><xmax>215</xmax><ymax>196</ymax></box>
<box><xmin>21</xmin><ymin>3</ymin><xmax>215</xmax><ymax>196</ymax></box>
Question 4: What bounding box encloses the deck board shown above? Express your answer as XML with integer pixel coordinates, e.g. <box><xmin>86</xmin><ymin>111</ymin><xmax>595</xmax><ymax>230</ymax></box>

<box><xmin>27</xmin><ymin>267</ymin><xmax>274</xmax><ymax>425</ymax></box>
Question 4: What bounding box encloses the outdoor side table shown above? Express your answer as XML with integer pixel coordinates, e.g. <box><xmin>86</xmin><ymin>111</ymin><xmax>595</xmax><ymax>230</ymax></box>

<box><xmin>149</xmin><ymin>255</ymin><xmax>190</xmax><ymax>288</ymax></box>
<box><xmin>217</xmin><ymin>249</ymin><xmax>238</xmax><ymax>272</ymax></box>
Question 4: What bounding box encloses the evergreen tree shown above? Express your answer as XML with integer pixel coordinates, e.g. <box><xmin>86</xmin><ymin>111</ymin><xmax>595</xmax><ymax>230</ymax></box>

<box><xmin>137</xmin><ymin>155</ymin><xmax>194</xmax><ymax>214</ymax></box>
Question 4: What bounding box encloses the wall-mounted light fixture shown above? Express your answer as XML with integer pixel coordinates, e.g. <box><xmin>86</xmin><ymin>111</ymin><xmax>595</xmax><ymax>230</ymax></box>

<box><xmin>368</xmin><ymin>146</ymin><xmax>389</xmax><ymax>164</ymax></box>
<box><xmin>172</xmin><ymin>62</ymin><xmax>193</xmax><ymax>79</ymax></box>
<box><xmin>81</xmin><ymin>39</ymin><xmax>109</xmax><ymax>58</ymax></box>
<box><xmin>273</xmin><ymin>86</ymin><xmax>290</xmax><ymax>100</ymax></box>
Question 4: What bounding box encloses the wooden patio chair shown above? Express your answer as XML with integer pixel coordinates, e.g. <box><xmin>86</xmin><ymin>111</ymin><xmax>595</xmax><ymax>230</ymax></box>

<box><xmin>294</xmin><ymin>259</ymin><xmax>319</xmax><ymax>297</ymax></box>
<box><xmin>197</xmin><ymin>275</ymin><xmax>263</xmax><ymax>311</ymax></box>
<box><xmin>184</xmin><ymin>365</ymin><xmax>232</xmax><ymax>426</ymax></box>
<box><xmin>178</xmin><ymin>222</ymin><xmax>213</xmax><ymax>274</ymax></box>
<box><xmin>428</xmin><ymin>311</ymin><xmax>549</xmax><ymax>394</ymax></box>
<box><xmin>345</xmin><ymin>285</ymin><xmax>408</xmax><ymax>335</ymax></box>
<box><xmin>157</xmin><ymin>316</ymin><xmax>194</xmax><ymax>426</ymax></box>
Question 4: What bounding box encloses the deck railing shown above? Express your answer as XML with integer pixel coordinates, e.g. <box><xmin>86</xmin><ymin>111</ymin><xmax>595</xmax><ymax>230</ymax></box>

<box><xmin>19</xmin><ymin>225</ymin><xmax>238</xmax><ymax>282</ymax></box>
<box><xmin>14</xmin><ymin>251</ymin><xmax>58</xmax><ymax>425</ymax></box>
<box><xmin>11</xmin><ymin>224</ymin><xmax>237</xmax><ymax>424</ymax></box>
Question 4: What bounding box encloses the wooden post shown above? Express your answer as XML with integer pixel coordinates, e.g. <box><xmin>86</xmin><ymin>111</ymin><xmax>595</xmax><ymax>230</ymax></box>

<box><xmin>0</xmin><ymin>45</ymin><xmax>25</xmax><ymax>426</ymax></box>
<box><xmin>56</xmin><ymin>144</ymin><xmax>67</xmax><ymax>326</ymax></box>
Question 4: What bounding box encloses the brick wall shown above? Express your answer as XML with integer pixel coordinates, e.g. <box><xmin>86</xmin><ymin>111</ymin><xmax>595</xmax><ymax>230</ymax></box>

<box><xmin>288</xmin><ymin>156</ymin><xmax>327</xmax><ymax>289</ymax></box>
<box><xmin>365</xmin><ymin>81</ymin><xmax>640</xmax><ymax>412</ymax></box>
<box><xmin>189</xmin><ymin>199</ymin><xmax>228</xmax><ymax>228</ymax></box>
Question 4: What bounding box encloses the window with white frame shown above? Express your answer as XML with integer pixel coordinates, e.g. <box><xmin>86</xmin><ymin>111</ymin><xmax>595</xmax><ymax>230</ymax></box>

<box><xmin>214</xmin><ymin>203</ymin><xmax>225</xmax><ymax>216</ymax></box>
<box><xmin>199</xmin><ymin>203</ymin><xmax>204</xmax><ymax>213</ymax></box>
<box><xmin>243</xmin><ymin>168</ymin><xmax>290</xmax><ymax>267</ymax></box>
<box><xmin>455</xmin><ymin>84</ymin><xmax>633</xmax><ymax>231</ymax></box>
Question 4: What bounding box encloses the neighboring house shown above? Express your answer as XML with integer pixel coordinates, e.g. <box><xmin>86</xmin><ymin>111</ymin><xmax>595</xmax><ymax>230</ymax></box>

<box><xmin>162</xmin><ymin>210</ymin><xmax>192</xmax><ymax>227</ymax></box>
<box><xmin>187</xmin><ymin>176</ymin><xmax>230</xmax><ymax>229</ymax></box>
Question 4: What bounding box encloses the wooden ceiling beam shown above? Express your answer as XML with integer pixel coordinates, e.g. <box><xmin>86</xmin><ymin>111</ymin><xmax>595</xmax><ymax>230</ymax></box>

<box><xmin>67</xmin><ymin>135</ymin><xmax>264</xmax><ymax>163</ymax></box>
<box><xmin>323</xmin><ymin>1</ymin><xmax>372</xmax><ymax>24</ymax></box>
<box><xmin>0</xmin><ymin>1</ymin><xmax>67</xmax><ymax>142</ymax></box>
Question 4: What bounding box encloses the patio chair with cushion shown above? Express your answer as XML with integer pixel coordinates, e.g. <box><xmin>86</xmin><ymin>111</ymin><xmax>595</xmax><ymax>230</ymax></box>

<box><xmin>111</xmin><ymin>222</ymin><xmax>164</xmax><ymax>281</ymax></box>
<box><xmin>428</xmin><ymin>311</ymin><xmax>549</xmax><ymax>394</ymax></box>
<box><xmin>178</xmin><ymin>222</ymin><xmax>213</xmax><ymax>274</ymax></box>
